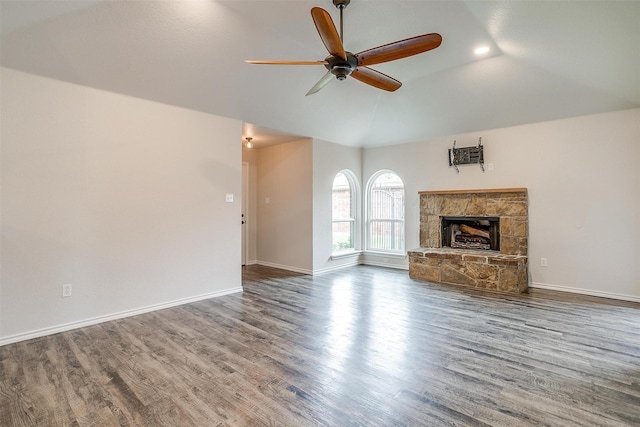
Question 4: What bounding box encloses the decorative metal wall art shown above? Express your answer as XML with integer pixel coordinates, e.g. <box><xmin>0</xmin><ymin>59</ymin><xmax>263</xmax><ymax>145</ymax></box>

<box><xmin>448</xmin><ymin>137</ymin><xmax>484</xmax><ymax>173</ymax></box>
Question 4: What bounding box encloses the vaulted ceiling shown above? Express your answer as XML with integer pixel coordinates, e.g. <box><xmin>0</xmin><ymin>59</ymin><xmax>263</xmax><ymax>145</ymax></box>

<box><xmin>2</xmin><ymin>0</ymin><xmax>639</xmax><ymax>148</ymax></box>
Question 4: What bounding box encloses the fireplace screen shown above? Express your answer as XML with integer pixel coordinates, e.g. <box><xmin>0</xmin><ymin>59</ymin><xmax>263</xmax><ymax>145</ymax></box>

<box><xmin>441</xmin><ymin>216</ymin><xmax>500</xmax><ymax>251</ymax></box>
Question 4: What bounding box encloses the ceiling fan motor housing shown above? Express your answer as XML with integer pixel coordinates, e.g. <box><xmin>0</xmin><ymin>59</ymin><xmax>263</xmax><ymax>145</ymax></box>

<box><xmin>333</xmin><ymin>0</ymin><xmax>350</xmax><ymax>9</ymax></box>
<box><xmin>325</xmin><ymin>52</ymin><xmax>358</xmax><ymax>80</ymax></box>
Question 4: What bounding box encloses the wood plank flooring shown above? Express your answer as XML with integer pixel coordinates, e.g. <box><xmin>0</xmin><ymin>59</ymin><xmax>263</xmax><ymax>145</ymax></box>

<box><xmin>1</xmin><ymin>265</ymin><xmax>639</xmax><ymax>426</ymax></box>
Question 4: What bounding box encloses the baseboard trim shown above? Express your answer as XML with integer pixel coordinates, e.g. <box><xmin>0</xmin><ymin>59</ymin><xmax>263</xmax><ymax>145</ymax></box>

<box><xmin>360</xmin><ymin>251</ymin><xmax>409</xmax><ymax>270</ymax></box>
<box><xmin>0</xmin><ymin>287</ymin><xmax>243</xmax><ymax>347</ymax></box>
<box><xmin>530</xmin><ymin>282</ymin><xmax>640</xmax><ymax>303</ymax></box>
<box><xmin>313</xmin><ymin>259</ymin><xmax>362</xmax><ymax>275</ymax></box>
<box><xmin>256</xmin><ymin>259</ymin><xmax>409</xmax><ymax>275</ymax></box>
<box><xmin>256</xmin><ymin>261</ymin><xmax>312</xmax><ymax>275</ymax></box>
<box><xmin>361</xmin><ymin>260</ymin><xmax>409</xmax><ymax>270</ymax></box>
<box><xmin>329</xmin><ymin>250</ymin><xmax>362</xmax><ymax>261</ymax></box>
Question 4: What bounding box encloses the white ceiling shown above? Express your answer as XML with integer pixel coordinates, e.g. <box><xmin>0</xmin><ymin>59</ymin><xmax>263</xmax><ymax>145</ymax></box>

<box><xmin>2</xmin><ymin>0</ymin><xmax>639</xmax><ymax>148</ymax></box>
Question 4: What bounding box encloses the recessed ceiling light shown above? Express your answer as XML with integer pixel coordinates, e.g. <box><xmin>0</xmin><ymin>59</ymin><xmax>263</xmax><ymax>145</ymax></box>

<box><xmin>474</xmin><ymin>46</ymin><xmax>490</xmax><ymax>55</ymax></box>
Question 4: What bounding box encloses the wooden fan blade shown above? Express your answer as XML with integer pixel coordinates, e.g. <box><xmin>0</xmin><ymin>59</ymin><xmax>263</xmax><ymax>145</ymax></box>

<box><xmin>351</xmin><ymin>66</ymin><xmax>402</xmax><ymax>92</ymax></box>
<box><xmin>356</xmin><ymin>33</ymin><xmax>442</xmax><ymax>66</ymax></box>
<box><xmin>311</xmin><ymin>7</ymin><xmax>346</xmax><ymax>60</ymax></box>
<box><xmin>306</xmin><ymin>71</ymin><xmax>334</xmax><ymax>96</ymax></box>
<box><xmin>245</xmin><ymin>60</ymin><xmax>328</xmax><ymax>65</ymax></box>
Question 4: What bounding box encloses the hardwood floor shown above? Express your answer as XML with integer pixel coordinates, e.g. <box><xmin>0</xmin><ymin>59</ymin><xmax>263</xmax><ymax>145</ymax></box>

<box><xmin>2</xmin><ymin>265</ymin><xmax>639</xmax><ymax>426</ymax></box>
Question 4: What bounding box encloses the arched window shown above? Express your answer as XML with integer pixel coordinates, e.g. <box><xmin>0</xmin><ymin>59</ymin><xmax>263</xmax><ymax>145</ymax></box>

<box><xmin>332</xmin><ymin>170</ymin><xmax>357</xmax><ymax>252</ymax></box>
<box><xmin>367</xmin><ymin>170</ymin><xmax>405</xmax><ymax>253</ymax></box>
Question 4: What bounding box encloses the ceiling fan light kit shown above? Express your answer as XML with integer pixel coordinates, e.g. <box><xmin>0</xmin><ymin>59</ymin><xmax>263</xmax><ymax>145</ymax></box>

<box><xmin>246</xmin><ymin>0</ymin><xmax>442</xmax><ymax>95</ymax></box>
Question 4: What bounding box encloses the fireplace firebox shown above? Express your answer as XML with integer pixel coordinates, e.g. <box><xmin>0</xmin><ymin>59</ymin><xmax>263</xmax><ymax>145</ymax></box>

<box><xmin>441</xmin><ymin>216</ymin><xmax>500</xmax><ymax>251</ymax></box>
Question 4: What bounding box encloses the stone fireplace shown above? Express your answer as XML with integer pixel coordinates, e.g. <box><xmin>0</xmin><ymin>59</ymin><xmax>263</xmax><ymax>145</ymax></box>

<box><xmin>408</xmin><ymin>188</ymin><xmax>528</xmax><ymax>293</ymax></box>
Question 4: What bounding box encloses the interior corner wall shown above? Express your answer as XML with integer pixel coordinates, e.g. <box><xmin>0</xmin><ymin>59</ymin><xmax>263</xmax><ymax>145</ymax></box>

<box><xmin>242</xmin><ymin>146</ymin><xmax>258</xmax><ymax>264</ymax></box>
<box><xmin>312</xmin><ymin>139</ymin><xmax>362</xmax><ymax>273</ymax></box>
<box><xmin>362</xmin><ymin>108</ymin><xmax>640</xmax><ymax>301</ymax></box>
<box><xmin>1</xmin><ymin>67</ymin><xmax>243</xmax><ymax>343</ymax></box>
<box><xmin>256</xmin><ymin>139</ymin><xmax>313</xmax><ymax>273</ymax></box>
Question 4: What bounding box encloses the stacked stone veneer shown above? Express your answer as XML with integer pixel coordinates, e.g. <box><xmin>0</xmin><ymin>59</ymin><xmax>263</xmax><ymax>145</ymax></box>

<box><xmin>408</xmin><ymin>188</ymin><xmax>529</xmax><ymax>293</ymax></box>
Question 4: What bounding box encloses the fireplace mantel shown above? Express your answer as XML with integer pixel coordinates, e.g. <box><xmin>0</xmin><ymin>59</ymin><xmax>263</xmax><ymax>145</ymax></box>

<box><xmin>409</xmin><ymin>188</ymin><xmax>529</xmax><ymax>293</ymax></box>
<box><xmin>418</xmin><ymin>187</ymin><xmax>527</xmax><ymax>195</ymax></box>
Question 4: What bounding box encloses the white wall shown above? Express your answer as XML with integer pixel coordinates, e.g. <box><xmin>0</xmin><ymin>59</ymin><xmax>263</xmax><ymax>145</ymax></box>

<box><xmin>362</xmin><ymin>108</ymin><xmax>640</xmax><ymax>301</ymax></box>
<box><xmin>1</xmin><ymin>68</ymin><xmax>243</xmax><ymax>344</ymax></box>
<box><xmin>256</xmin><ymin>139</ymin><xmax>313</xmax><ymax>273</ymax></box>
<box><xmin>312</xmin><ymin>139</ymin><xmax>362</xmax><ymax>273</ymax></box>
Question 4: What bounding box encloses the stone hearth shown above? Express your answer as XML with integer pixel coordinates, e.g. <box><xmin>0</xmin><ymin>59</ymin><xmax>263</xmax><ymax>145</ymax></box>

<box><xmin>408</xmin><ymin>188</ymin><xmax>529</xmax><ymax>293</ymax></box>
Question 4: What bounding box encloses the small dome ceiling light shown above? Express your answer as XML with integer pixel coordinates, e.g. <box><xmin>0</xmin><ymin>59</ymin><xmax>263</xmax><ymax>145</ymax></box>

<box><xmin>474</xmin><ymin>46</ymin><xmax>490</xmax><ymax>55</ymax></box>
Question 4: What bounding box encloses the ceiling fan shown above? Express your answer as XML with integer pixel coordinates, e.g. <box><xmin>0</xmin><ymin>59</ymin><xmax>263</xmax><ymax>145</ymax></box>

<box><xmin>246</xmin><ymin>0</ymin><xmax>442</xmax><ymax>96</ymax></box>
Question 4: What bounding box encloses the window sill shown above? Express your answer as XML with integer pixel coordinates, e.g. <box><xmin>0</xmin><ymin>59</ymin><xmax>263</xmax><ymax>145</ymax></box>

<box><xmin>330</xmin><ymin>250</ymin><xmax>363</xmax><ymax>260</ymax></box>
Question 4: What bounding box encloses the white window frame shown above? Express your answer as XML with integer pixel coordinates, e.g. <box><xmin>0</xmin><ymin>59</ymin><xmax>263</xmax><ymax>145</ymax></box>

<box><xmin>331</xmin><ymin>170</ymin><xmax>359</xmax><ymax>254</ymax></box>
<box><xmin>365</xmin><ymin>170</ymin><xmax>405</xmax><ymax>254</ymax></box>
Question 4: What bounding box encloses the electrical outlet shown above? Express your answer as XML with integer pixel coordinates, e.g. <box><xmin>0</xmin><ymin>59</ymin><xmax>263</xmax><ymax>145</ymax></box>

<box><xmin>62</xmin><ymin>284</ymin><xmax>72</xmax><ymax>298</ymax></box>
<box><xmin>225</xmin><ymin>193</ymin><xmax>234</xmax><ymax>203</ymax></box>
<box><xmin>540</xmin><ymin>258</ymin><xmax>548</xmax><ymax>267</ymax></box>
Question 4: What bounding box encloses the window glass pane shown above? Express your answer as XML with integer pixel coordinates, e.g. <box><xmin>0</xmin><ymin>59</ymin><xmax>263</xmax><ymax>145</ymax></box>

<box><xmin>368</xmin><ymin>172</ymin><xmax>404</xmax><ymax>252</ymax></box>
<box><xmin>332</xmin><ymin>221</ymin><xmax>353</xmax><ymax>250</ymax></box>
<box><xmin>369</xmin><ymin>220</ymin><xmax>404</xmax><ymax>251</ymax></box>
<box><xmin>370</xmin><ymin>173</ymin><xmax>404</xmax><ymax>220</ymax></box>
<box><xmin>332</xmin><ymin>172</ymin><xmax>355</xmax><ymax>251</ymax></box>
<box><xmin>332</xmin><ymin>172</ymin><xmax>352</xmax><ymax>220</ymax></box>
